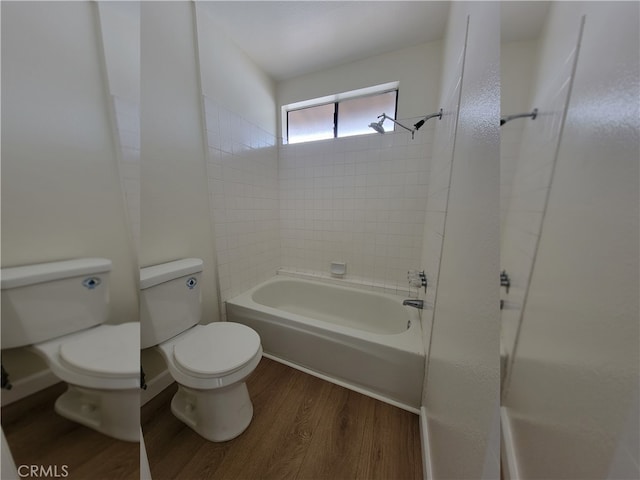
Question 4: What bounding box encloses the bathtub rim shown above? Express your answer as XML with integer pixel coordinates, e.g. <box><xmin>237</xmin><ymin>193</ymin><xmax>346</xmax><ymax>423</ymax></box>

<box><xmin>225</xmin><ymin>275</ymin><xmax>424</xmax><ymax>357</ymax></box>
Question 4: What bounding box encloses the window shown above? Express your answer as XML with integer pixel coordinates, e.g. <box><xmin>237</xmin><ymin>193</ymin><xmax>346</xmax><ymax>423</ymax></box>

<box><xmin>284</xmin><ymin>83</ymin><xmax>399</xmax><ymax>144</ymax></box>
<box><xmin>287</xmin><ymin>103</ymin><xmax>335</xmax><ymax>144</ymax></box>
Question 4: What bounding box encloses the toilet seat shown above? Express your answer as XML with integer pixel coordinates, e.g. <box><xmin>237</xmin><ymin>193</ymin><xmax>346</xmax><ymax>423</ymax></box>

<box><xmin>30</xmin><ymin>323</ymin><xmax>140</xmax><ymax>390</ymax></box>
<box><xmin>156</xmin><ymin>322</ymin><xmax>263</xmax><ymax>390</ymax></box>
<box><xmin>173</xmin><ymin>322</ymin><xmax>261</xmax><ymax>378</ymax></box>
<box><xmin>59</xmin><ymin>323</ymin><xmax>139</xmax><ymax>379</ymax></box>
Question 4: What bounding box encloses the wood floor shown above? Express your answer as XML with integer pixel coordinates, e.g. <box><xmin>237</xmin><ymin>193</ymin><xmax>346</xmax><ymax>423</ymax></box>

<box><xmin>2</xmin><ymin>382</ymin><xmax>139</xmax><ymax>480</ymax></box>
<box><xmin>142</xmin><ymin>357</ymin><xmax>422</xmax><ymax>480</ymax></box>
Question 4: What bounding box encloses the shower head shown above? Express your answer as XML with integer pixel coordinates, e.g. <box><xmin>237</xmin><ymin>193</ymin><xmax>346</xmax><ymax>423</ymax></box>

<box><xmin>369</xmin><ymin>113</ymin><xmax>414</xmax><ymax>138</ymax></box>
<box><xmin>368</xmin><ymin>117</ymin><xmax>386</xmax><ymax>134</ymax></box>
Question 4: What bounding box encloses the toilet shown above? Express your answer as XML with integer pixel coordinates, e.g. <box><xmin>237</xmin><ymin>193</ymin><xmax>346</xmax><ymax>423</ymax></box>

<box><xmin>140</xmin><ymin>258</ymin><xmax>262</xmax><ymax>442</ymax></box>
<box><xmin>0</xmin><ymin>258</ymin><xmax>140</xmax><ymax>442</ymax></box>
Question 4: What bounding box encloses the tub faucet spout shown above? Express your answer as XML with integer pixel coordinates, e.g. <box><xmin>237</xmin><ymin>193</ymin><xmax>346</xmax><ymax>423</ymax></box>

<box><xmin>403</xmin><ymin>299</ymin><xmax>424</xmax><ymax>310</ymax></box>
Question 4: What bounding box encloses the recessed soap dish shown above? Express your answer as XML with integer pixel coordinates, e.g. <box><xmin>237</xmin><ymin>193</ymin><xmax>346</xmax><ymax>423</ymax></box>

<box><xmin>330</xmin><ymin>261</ymin><xmax>346</xmax><ymax>277</ymax></box>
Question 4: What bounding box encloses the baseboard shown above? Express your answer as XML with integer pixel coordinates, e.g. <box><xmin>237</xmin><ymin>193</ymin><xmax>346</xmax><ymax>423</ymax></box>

<box><xmin>420</xmin><ymin>406</ymin><xmax>434</xmax><ymax>480</ymax></box>
<box><xmin>500</xmin><ymin>406</ymin><xmax>520</xmax><ymax>480</ymax></box>
<box><xmin>1</xmin><ymin>369</ymin><xmax>59</xmax><ymax>406</ymax></box>
<box><xmin>140</xmin><ymin>427</ymin><xmax>152</xmax><ymax>480</ymax></box>
<box><xmin>140</xmin><ymin>369</ymin><xmax>174</xmax><ymax>406</ymax></box>
<box><xmin>2</xmin><ymin>366</ymin><xmax>174</xmax><ymax>408</ymax></box>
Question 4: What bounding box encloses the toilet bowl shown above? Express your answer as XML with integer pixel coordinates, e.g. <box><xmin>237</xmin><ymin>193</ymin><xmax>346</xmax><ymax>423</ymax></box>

<box><xmin>156</xmin><ymin>322</ymin><xmax>262</xmax><ymax>441</ymax></box>
<box><xmin>140</xmin><ymin>259</ymin><xmax>262</xmax><ymax>442</ymax></box>
<box><xmin>30</xmin><ymin>323</ymin><xmax>140</xmax><ymax>442</ymax></box>
<box><xmin>1</xmin><ymin>259</ymin><xmax>140</xmax><ymax>442</ymax></box>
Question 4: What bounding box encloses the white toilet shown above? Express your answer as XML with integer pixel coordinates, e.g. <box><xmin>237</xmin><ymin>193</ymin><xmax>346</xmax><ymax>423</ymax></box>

<box><xmin>0</xmin><ymin>258</ymin><xmax>140</xmax><ymax>442</ymax></box>
<box><xmin>140</xmin><ymin>258</ymin><xmax>262</xmax><ymax>442</ymax></box>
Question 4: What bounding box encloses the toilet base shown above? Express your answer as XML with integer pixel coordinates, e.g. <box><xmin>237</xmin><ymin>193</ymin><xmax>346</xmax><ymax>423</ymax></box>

<box><xmin>55</xmin><ymin>384</ymin><xmax>140</xmax><ymax>442</ymax></box>
<box><xmin>171</xmin><ymin>382</ymin><xmax>253</xmax><ymax>442</ymax></box>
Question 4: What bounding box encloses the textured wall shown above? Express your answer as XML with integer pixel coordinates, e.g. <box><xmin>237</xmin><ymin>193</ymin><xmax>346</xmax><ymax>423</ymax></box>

<box><xmin>500</xmin><ymin>40</ymin><xmax>538</xmax><ymax>234</ymax></box>
<box><xmin>503</xmin><ymin>2</ymin><xmax>640</xmax><ymax>478</ymax></box>
<box><xmin>421</xmin><ymin>2</ymin><xmax>501</xmax><ymax>478</ymax></box>
<box><xmin>500</xmin><ymin>8</ymin><xmax>583</xmax><ymax>385</ymax></box>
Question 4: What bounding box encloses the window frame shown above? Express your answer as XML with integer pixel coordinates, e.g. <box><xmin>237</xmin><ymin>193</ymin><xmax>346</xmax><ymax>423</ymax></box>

<box><xmin>282</xmin><ymin>82</ymin><xmax>400</xmax><ymax>145</ymax></box>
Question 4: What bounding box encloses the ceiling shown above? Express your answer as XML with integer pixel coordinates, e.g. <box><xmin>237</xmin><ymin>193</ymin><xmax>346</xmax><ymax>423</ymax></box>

<box><xmin>501</xmin><ymin>1</ymin><xmax>550</xmax><ymax>43</ymax></box>
<box><xmin>200</xmin><ymin>1</ymin><xmax>550</xmax><ymax>82</ymax></box>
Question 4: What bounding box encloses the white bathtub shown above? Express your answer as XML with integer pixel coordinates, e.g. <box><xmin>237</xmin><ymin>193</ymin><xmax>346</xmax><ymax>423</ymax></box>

<box><xmin>226</xmin><ymin>275</ymin><xmax>425</xmax><ymax>412</ymax></box>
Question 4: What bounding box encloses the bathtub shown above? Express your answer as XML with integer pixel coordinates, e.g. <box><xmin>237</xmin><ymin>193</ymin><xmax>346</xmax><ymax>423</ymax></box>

<box><xmin>226</xmin><ymin>275</ymin><xmax>425</xmax><ymax>412</ymax></box>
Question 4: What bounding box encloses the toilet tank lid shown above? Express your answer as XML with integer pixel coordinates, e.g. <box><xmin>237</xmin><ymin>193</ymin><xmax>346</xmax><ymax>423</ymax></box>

<box><xmin>140</xmin><ymin>258</ymin><xmax>203</xmax><ymax>290</ymax></box>
<box><xmin>1</xmin><ymin>258</ymin><xmax>112</xmax><ymax>290</ymax></box>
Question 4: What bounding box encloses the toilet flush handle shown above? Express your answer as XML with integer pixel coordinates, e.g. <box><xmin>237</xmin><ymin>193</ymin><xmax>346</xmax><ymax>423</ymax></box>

<box><xmin>140</xmin><ymin>366</ymin><xmax>147</xmax><ymax>390</ymax></box>
<box><xmin>1</xmin><ymin>364</ymin><xmax>12</xmax><ymax>390</ymax></box>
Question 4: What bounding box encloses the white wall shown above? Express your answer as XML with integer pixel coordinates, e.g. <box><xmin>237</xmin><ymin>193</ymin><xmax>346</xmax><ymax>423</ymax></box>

<box><xmin>419</xmin><ymin>9</ymin><xmax>466</xmax><ymax>361</ymax></box>
<box><xmin>97</xmin><ymin>2</ymin><xmax>140</xmax><ymax>105</ymax></box>
<box><xmin>194</xmin><ymin>4</ymin><xmax>280</xmax><ymax>309</ymax></box>
<box><xmin>140</xmin><ymin>2</ymin><xmax>219</xmax><ymax>324</ymax></box>
<box><xmin>500</xmin><ymin>40</ymin><xmax>538</xmax><ymax>232</ymax></box>
<box><xmin>0</xmin><ymin>1</ymin><xmax>139</xmax><ymax>397</ymax></box>
<box><xmin>607</xmin><ymin>388</ymin><xmax>640</xmax><ymax>480</ymax></box>
<box><xmin>1</xmin><ymin>1</ymin><xmax>138</xmax><ymax>324</ymax></box>
<box><xmin>500</xmin><ymin>4</ymin><xmax>583</xmax><ymax>380</ymax></box>
<box><xmin>195</xmin><ymin>3</ymin><xmax>276</xmax><ymax>136</ymax></box>
<box><xmin>421</xmin><ymin>2</ymin><xmax>500</xmax><ymax>478</ymax></box>
<box><xmin>276</xmin><ymin>42</ymin><xmax>441</xmax><ymax>288</ymax></box>
<box><xmin>97</xmin><ymin>2</ymin><xmax>141</xmax><ymax>257</ymax></box>
<box><xmin>503</xmin><ymin>2</ymin><xmax>639</xmax><ymax>478</ymax></box>
<box><xmin>277</xmin><ymin>42</ymin><xmax>442</xmax><ymax>140</ymax></box>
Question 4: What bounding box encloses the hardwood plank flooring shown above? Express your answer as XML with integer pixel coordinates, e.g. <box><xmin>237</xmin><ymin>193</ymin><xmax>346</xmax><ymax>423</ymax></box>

<box><xmin>2</xmin><ymin>382</ymin><xmax>139</xmax><ymax>480</ymax></box>
<box><xmin>142</xmin><ymin>358</ymin><xmax>422</xmax><ymax>480</ymax></box>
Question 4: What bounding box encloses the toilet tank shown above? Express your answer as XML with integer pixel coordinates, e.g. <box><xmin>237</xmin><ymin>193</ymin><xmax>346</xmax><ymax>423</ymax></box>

<box><xmin>140</xmin><ymin>258</ymin><xmax>203</xmax><ymax>349</ymax></box>
<box><xmin>1</xmin><ymin>258</ymin><xmax>112</xmax><ymax>350</ymax></box>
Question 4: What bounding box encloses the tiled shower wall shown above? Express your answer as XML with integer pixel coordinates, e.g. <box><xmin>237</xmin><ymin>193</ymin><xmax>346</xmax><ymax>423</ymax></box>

<box><xmin>279</xmin><ymin>127</ymin><xmax>434</xmax><ymax>290</ymax></box>
<box><xmin>202</xmin><ymin>95</ymin><xmax>434</xmax><ymax>305</ymax></box>
<box><xmin>202</xmin><ymin>97</ymin><xmax>280</xmax><ymax>308</ymax></box>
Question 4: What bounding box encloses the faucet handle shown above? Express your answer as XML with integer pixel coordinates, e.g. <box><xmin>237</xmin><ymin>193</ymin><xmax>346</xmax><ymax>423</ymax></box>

<box><xmin>408</xmin><ymin>270</ymin><xmax>427</xmax><ymax>292</ymax></box>
<box><xmin>500</xmin><ymin>270</ymin><xmax>511</xmax><ymax>293</ymax></box>
<box><xmin>408</xmin><ymin>275</ymin><xmax>422</xmax><ymax>288</ymax></box>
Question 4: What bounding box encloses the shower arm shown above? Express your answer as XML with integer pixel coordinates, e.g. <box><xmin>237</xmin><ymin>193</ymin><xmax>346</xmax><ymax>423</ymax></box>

<box><xmin>413</xmin><ymin>109</ymin><xmax>443</xmax><ymax>130</ymax></box>
<box><xmin>500</xmin><ymin>108</ymin><xmax>538</xmax><ymax>126</ymax></box>
<box><xmin>379</xmin><ymin>114</ymin><xmax>416</xmax><ymax>138</ymax></box>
